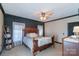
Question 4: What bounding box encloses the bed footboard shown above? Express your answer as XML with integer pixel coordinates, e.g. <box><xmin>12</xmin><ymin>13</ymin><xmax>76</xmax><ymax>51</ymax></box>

<box><xmin>32</xmin><ymin>39</ymin><xmax>39</xmax><ymax>56</ymax></box>
<box><xmin>32</xmin><ymin>37</ymin><xmax>54</xmax><ymax>56</ymax></box>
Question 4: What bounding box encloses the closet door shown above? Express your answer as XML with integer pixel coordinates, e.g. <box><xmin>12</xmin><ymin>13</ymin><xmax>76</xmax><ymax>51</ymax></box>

<box><xmin>0</xmin><ymin>9</ymin><xmax>4</xmax><ymax>52</ymax></box>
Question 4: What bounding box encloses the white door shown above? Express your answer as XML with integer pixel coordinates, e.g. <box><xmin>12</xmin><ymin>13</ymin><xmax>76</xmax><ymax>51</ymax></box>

<box><xmin>0</xmin><ymin>9</ymin><xmax>4</xmax><ymax>52</ymax></box>
<box><xmin>13</xmin><ymin>22</ymin><xmax>25</xmax><ymax>46</ymax></box>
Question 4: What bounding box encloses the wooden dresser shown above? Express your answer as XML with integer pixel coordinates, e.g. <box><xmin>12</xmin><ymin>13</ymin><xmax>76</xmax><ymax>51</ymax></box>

<box><xmin>62</xmin><ymin>37</ymin><xmax>79</xmax><ymax>56</ymax></box>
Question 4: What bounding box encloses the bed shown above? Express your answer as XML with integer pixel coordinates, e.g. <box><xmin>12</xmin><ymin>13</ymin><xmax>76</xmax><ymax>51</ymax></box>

<box><xmin>22</xmin><ymin>26</ymin><xmax>54</xmax><ymax>55</ymax></box>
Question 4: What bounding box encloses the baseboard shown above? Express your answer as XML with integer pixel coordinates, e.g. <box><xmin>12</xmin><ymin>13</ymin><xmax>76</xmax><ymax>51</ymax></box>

<box><xmin>55</xmin><ymin>41</ymin><xmax>62</xmax><ymax>44</ymax></box>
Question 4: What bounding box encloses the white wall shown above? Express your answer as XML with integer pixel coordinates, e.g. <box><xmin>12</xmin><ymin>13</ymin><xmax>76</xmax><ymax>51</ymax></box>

<box><xmin>45</xmin><ymin>16</ymin><xmax>79</xmax><ymax>43</ymax></box>
<box><xmin>0</xmin><ymin>9</ymin><xmax>4</xmax><ymax>52</ymax></box>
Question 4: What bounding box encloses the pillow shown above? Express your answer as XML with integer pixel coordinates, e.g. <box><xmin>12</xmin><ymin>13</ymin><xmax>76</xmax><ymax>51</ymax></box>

<box><xmin>70</xmin><ymin>35</ymin><xmax>79</xmax><ymax>39</ymax></box>
<box><xmin>26</xmin><ymin>33</ymin><xmax>38</xmax><ymax>38</ymax></box>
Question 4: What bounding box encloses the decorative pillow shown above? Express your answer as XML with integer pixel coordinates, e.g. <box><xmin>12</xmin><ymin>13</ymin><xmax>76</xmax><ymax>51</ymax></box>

<box><xmin>70</xmin><ymin>35</ymin><xmax>77</xmax><ymax>39</ymax></box>
<box><xmin>26</xmin><ymin>33</ymin><xmax>38</xmax><ymax>38</ymax></box>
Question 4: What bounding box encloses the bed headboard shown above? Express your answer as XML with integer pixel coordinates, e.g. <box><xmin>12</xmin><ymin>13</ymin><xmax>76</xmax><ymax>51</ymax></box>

<box><xmin>23</xmin><ymin>26</ymin><xmax>38</xmax><ymax>35</ymax></box>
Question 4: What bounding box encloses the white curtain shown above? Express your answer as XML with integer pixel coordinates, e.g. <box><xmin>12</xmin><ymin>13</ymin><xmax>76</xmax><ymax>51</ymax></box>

<box><xmin>13</xmin><ymin>22</ymin><xmax>25</xmax><ymax>46</ymax></box>
<box><xmin>37</xmin><ymin>25</ymin><xmax>43</xmax><ymax>36</ymax></box>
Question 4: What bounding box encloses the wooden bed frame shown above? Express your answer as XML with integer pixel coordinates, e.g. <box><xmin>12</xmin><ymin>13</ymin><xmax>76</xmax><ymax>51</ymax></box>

<box><xmin>23</xmin><ymin>26</ymin><xmax>55</xmax><ymax>56</ymax></box>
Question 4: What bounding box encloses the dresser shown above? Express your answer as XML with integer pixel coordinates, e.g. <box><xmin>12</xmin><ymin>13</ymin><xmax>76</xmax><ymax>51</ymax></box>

<box><xmin>62</xmin><ymin>36</ymin><xmax>79</xmax><ymax>56</ymax></box>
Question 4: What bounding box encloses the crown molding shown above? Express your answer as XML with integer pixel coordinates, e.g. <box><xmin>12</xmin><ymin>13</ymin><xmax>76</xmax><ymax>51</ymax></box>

<box><xmin>45</xmin><ymin>14</ymin><xmax>79</xmax><ymax>23</ymax></box>
<box><xmin>0</xmin><ymin>3</ymin><xmax>5</xmax><ymax>14</ymax></box>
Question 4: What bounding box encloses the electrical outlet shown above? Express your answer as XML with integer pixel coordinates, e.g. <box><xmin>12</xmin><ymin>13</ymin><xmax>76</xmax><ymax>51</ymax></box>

<box><xmin>63</xmin><ymin>33</ymin><xmax>64</xmax><ymax>35</ymax></box>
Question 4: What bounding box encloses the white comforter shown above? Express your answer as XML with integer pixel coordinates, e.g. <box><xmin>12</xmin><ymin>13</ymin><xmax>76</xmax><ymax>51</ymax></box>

<box><xmin>37</xmin><ymin>37</ymin><xmax>52</xmax><ymax>46</ymax></box>
<box><xmin>23</xmin><ymin>36</ymin><xmax>52</xmax><ymax>51</ymax></box>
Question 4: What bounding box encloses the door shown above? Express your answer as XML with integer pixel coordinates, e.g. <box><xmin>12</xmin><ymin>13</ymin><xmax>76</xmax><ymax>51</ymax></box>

<box><xmin>0</xmin><ymin>9</ymin><xmax>4</xmax><ymax>52</ymax></box>
<box><xmin>13</xmin><ymin>22</ymin><xmax>25</xmax><ymax>46</ymax></box>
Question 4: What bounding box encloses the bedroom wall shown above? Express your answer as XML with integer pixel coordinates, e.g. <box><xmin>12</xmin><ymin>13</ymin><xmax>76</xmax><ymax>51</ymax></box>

<box><xmin>4</xmin><ymin>14</ymin><xmax>45</xmax><ymax>39</ymax></box>
<box><xmin>0</xmin><ymin>4</ymin><xmax>4</xmax><ymax>54</ymax></box>
<box><xmin>0</xmin><ymin>9</ymin><xmax>4</xmax><ymax>54</ymax></box>
<box><xmin>68</xmin><ymin>22</ymin><xmax>79</xmax><ymax>36</ymax></box>
<box><xmin>45</xmin><ymin>16</ymin><xmax>79</xmax><ymax>43</ymax></box>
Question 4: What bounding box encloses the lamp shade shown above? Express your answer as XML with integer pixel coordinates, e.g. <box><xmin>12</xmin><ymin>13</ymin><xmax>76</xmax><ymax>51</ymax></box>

<box><xmin>73</xmin><ymin>26</ymin><xmax>79</xmax><ymax>32</ymax></box>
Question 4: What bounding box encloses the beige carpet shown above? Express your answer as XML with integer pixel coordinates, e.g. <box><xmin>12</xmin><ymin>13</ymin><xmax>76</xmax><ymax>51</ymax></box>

<box><xmin>1</xmin><ymin>43</ymin><xmax>62</xmax><ymax>56</ymax></box>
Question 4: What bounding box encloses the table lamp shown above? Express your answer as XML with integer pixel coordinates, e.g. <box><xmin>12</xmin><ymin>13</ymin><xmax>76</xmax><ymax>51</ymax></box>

<box><xmin>73</xmin><ymin>26</ymin><xmax>79</xmax><ymax>39</ymax></box>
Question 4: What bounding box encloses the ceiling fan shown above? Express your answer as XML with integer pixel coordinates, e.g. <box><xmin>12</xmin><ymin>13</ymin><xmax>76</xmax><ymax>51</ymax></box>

<box><xmin>35</xmin><ymin>10</ymin><xmax>53</xmax><ymax>21</ymax></box>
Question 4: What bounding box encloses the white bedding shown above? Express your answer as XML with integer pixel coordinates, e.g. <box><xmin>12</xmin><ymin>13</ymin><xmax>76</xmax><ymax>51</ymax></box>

<box><xmin>23</xmin><ymin>36</ymin><xmax>52</xmax><ymax>51</ymax></box>
<box><xmin>37</xmin><ymin>37</ymin><xmax>52</xmax><ymax>46</ymax></box>
<box><xmin>64</xmin><ymin>37</ymin><xmax>79</xmax><ymax>43</ymax></box>
<box><xmin>23</xmin><ymin>37</ymin><xmax>33</xmax><ymax>51</ymax></box>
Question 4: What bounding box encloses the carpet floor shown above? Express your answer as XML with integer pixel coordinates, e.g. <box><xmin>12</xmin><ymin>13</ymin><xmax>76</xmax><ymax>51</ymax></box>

<box><xmin>1</xmin><ymin>43</ymin><xmax>62</xmax><ymax>56</ymax></box>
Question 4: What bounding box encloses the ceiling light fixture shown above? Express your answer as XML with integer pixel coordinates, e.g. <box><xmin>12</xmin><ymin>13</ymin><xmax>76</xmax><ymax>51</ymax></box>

<box><xmin>35</xmin><ymin>10</ymin><xmax>52</xmax><ymax>21</ymax></box>
<box><xmin>40</xmin><ymin>12</ymin><xmax>47</xmax><ymax>20</ymax></box>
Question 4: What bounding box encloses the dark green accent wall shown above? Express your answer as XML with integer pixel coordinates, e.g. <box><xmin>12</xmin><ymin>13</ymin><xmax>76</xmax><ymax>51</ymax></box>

<box><xmin>4</xmin><ymin>14</ymin><xmax>45</xmax><ymax>38</ymax></box>
<box><xmin>68</xmin><ymin>22</ymin><xmax>79</xmax><ymax>36</ymax></box>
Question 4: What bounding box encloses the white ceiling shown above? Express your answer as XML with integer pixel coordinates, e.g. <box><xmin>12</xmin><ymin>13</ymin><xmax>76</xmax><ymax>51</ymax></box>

<box><xmin>2</xmin><ymin>3</ymin><xmax>79</xmax><ymax>22</ymax></box>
